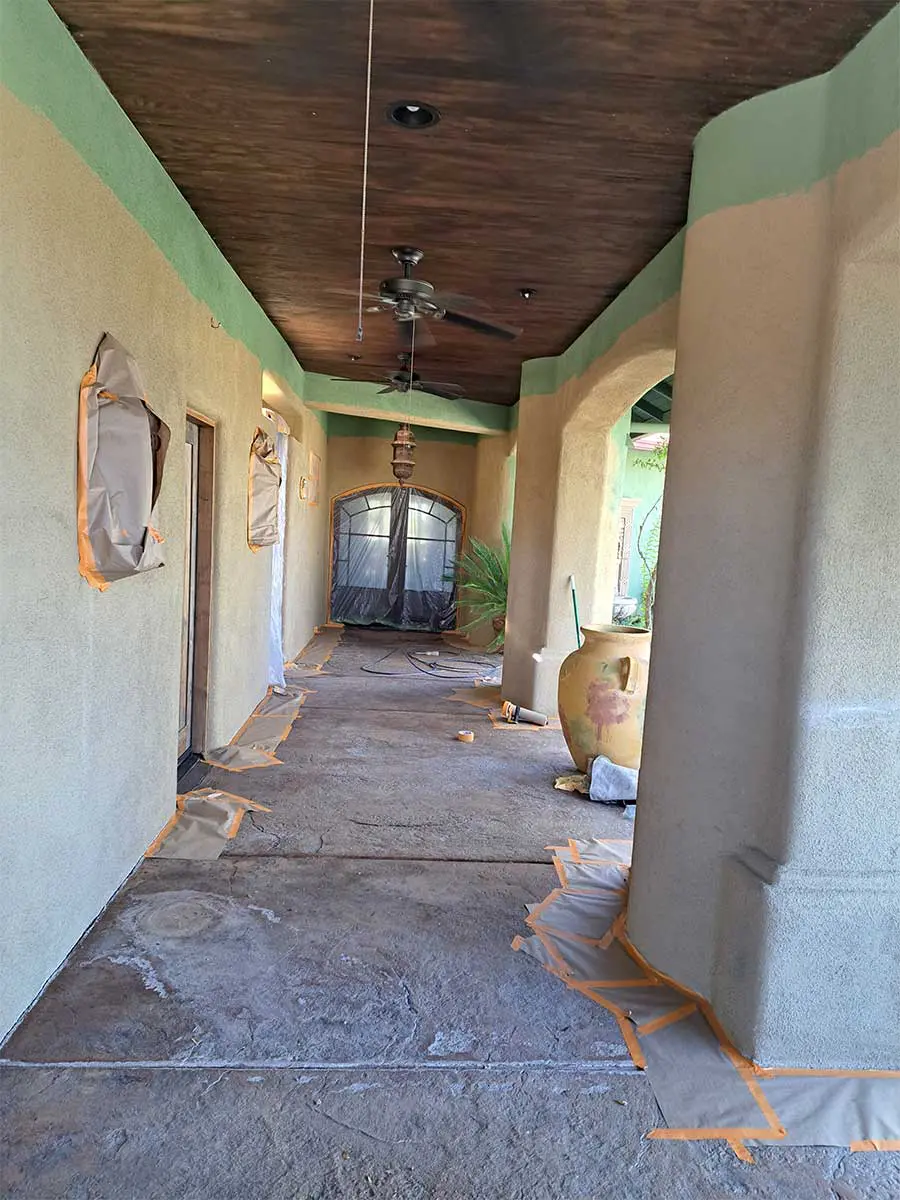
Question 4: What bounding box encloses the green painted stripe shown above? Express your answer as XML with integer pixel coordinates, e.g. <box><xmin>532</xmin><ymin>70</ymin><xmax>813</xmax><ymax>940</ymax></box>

<box><xmin>521</xmin><ymin>6</ymin><xmax>899</xmax><ymax>399</ymax></box>
<box><xmin>327</xmin><ymin>414</ymin><xmax>478</xmax><ymax>445</ymax></box>
<box><xmin>0</xmin><ymin>0</ymin><xmax>323</xmax><ymax>423</ymax></box>
<box><xmin>304</xmin><ymin>373</ymin><xmax>511</xmax><ymax>435</ymax></box>
<box><xmin>520</xmin><ymin>232</ymin><xmax>683</xmax><ymax>397</ymax></box>
<box><xmin>689</xmin><ymin>6</ymin><xmax>900</xmax><ymax>224</ymax></box>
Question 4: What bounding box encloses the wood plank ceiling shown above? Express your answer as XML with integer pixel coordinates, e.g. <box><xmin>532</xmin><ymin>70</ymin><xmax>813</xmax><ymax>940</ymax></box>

<box><xmin>54</xmin><ymin>0</ymin><xmax>892</xmax><ymax>405</ymax></box>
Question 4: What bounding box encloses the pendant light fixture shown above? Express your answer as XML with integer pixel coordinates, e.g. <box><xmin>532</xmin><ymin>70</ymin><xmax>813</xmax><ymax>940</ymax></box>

<box><xmin>391</xmin><ymin>423</ymin><xmax>416</xmax><ymax>483</ymax></box>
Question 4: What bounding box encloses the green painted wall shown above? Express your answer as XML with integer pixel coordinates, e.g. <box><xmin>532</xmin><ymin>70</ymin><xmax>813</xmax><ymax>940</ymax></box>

<box><xmin>303</xmin><ymin>373</ymin><xmax>510</xmax><ymax>436</ymax></box>
<box><xmin>621</xmin><ymin>449</ymin><xmax>667</xmax><ymax>602</ymax></box>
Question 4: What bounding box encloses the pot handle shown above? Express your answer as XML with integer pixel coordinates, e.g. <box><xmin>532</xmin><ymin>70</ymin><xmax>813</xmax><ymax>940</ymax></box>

<box><xmin>620</xmin><ymin>655</ymin><xmax>639</xmax><ymax>694</ymax></box>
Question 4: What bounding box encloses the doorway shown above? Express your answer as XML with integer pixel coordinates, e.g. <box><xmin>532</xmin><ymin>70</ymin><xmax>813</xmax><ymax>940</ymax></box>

<box><xmin>330</xmin><ymin>485</ymin><xmax>464</xmax><ymax>631</ymax></box>
<box><xmin>178</xmin><ymin>414</ymin><xmax>214</xmax><ymax>765</ymax></box>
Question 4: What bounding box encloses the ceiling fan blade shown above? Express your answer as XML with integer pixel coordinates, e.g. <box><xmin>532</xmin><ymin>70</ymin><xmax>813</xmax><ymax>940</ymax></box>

<box><xmin>439</xmin><ymin>308</ymin><xmax>522</xmax><ymax>341</ymax></box>
<box><xmin>332</xmin><ymin>289</ymin><xmax>386</xmax><ymax>302</ymax></box>
<box><xmin>431</xmin><ymin>291</ymin><xmax>490</xmax><ymax>312</ymax></box>
<box><xmin>419</xmin><ymin>379</ymin><xmax>465</xmax><ymax>395</ymax></box>
<box><xmin>395</xmin><ymin>319</ymin><xmax>437</xmax><ymax>350</ymax></box>
<box><xmin>417</xmin><ymin>383</ymin><xmax>467</xmax><ymax>401</ymax></box>
<box><xmin>376</xmin><ymin>385</ymin><xmax>398</xmax><ymax>395</ymax></box>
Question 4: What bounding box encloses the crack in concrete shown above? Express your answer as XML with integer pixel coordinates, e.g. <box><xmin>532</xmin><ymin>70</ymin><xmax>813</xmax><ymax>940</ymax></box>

<box><xmin>304</xmin><ymin>1099</ymin><xmax>409</xmax><ymax>1145</ymax></box>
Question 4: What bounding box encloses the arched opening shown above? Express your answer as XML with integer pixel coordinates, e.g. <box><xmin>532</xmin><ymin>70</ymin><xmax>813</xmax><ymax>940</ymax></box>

<box><xmin>329</xmin><ymin>484</ymin><xmax>465</xmax><ymax>631</ymax></box>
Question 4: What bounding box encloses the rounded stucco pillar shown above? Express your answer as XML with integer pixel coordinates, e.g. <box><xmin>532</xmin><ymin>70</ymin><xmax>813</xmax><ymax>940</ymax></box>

<box><xmin>629</xmin><ymin>47</ymin><xmax>900</xmax><ymax>1068</ymax></box>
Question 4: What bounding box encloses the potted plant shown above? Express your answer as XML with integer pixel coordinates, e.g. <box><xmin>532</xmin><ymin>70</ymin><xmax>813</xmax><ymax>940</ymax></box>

<box><xmin>451</xmin><ymin>525</ymin><xmax>511</xmax><ymax>651</ymax></box>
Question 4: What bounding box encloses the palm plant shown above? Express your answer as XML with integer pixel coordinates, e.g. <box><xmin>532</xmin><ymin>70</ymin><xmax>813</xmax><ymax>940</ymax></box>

<box><xmin>451</xmin><ymin>525</ymin><xmax>511</xmax><ymax>651</ymax></box>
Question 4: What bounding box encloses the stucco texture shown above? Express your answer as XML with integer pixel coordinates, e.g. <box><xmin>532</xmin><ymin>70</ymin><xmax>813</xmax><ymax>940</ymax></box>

<box><xmin>279</xmin><ymin>410</ymin><xmax>329</xmax><ymax>661</ymax></box>
<box><xmin>629</xmin><ymin>131</ymin><xmax>900</xmax><ymax>1069</ymax></box>
<box><xmin>0</xmin><ymin>89</ymin><xmax>326</xmax><ymax>1040</ymax></box>
<box><xmin>504</xmin><ymin>301</ymin><xmax>677</xmax><ymax>714</ymax></box>
<box><xmin>325</xmin><ymin>432</ymin><xmax>477</xmax><ymax>515</ymax></box>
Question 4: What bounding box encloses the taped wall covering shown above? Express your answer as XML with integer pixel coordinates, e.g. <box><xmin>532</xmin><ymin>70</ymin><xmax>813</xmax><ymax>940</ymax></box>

<box><xmin>514</xmin><ymin>838</ymin><xmax>900</xmax><ymax>1161</ymax></box>
<box><xmin>77</xmin><ymin>333</ymin><xmax>170</xmax><ymax>590</ymax></box>
<box><xmin>248</xmin><ymin>427</ymin><xmax>282</xmax><ymax>551</ymax></box>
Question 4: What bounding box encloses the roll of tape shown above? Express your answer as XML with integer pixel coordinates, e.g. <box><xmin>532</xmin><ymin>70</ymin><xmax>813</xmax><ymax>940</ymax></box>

<box><xmin>457</xmin><ymin>730</ymin><xmax>475</xmax><ymax>743</ymax></box>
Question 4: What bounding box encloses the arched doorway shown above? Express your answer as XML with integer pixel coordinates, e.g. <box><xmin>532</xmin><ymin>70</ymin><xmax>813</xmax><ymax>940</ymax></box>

<box><xmin>329</xmin><ymin>485</ymin><xmax>465</xmax><ymax>631</ymax></box>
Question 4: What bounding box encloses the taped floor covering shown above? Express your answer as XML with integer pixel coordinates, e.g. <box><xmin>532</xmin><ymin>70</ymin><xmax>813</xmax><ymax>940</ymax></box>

<box><xmin>146</xmin><ymin>789</ymin><xmax>270</xmax><ymax>860</ymax></box>
<box><xmin>514</xmin><ymin>837</ymin><xmax>900</xmax><ymax>1162</ymax></box>
<box><xmin>203</xmin><ymin>686</ymin><xmax>310</xmax><ymax>771</ymax></box>
<box><xmin>284</xmin><ymin>624</ymin><xmax>343</xmax><ymax>677</ymax></box>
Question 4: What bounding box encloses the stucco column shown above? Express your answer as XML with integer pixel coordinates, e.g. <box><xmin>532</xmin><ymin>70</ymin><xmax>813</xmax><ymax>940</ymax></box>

<box><xmin>503</xmin><ymin>393</ymin><xmax>629</xmax><ymax>714</ymax></box>
<box><xmin>629</xmin><ymin>131</ymin><xmax>900</xmax><ymax>1069</ymax></box>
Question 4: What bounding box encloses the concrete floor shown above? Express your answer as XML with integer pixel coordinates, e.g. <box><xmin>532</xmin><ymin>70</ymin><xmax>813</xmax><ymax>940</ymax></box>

<box><xmin>2</xmin><ymin>630</ymin><xmax>898</xmax><ymax>1198</ymax></box>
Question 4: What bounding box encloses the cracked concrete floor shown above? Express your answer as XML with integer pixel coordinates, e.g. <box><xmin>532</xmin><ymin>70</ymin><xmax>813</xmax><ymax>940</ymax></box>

<box><xmin>2</xmin><ymin>630</ymin><xmax>898</xmax><ymax>1198</ymax></box>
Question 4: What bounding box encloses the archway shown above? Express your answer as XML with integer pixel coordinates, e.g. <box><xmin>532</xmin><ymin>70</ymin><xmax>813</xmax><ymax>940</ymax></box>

<box><xmin>329</xmin><ymin>484</ymin><xmax>465</xmax><ymax>632</ymax></box>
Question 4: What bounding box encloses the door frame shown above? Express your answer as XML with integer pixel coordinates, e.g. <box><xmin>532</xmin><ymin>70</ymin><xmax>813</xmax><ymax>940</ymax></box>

<box><xmin>326</xmin><ymin>483</ymin><xmax>467</xmax><ymax>628</ymax></box>
<box><xmin>180</xmin><ymin>410</ymin><xmax>216</xmax><ymax>763</ymax></box>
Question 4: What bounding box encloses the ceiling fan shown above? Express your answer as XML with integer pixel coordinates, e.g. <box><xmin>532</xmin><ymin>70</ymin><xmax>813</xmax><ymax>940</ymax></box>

<box><xmin>377</xmin><ymin>354</ymin><xmax>467</xmax><ymax>401</ymax></box>
<box><xmin>363</xmin><ymin>247</ymin><xmax>522</xmax><ymax>343</ymax></box>
<box><xmin>331</xmin><ymin>353</ymin><xmax>467</xmax><ymax>401</ymax></box>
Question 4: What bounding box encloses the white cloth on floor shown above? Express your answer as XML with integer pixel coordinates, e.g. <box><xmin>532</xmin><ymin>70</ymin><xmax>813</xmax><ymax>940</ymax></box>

<box><xmin>589</xmin><ymin>755</ymin><xmax>639</xmax><ymax>803</ymax></box>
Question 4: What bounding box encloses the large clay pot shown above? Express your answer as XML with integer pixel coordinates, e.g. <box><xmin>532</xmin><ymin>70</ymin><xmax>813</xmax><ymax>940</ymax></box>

<box><xmin>557</xmin><ymin>625</ymin><xmax>651</xmax><ymax>772</ymax></box>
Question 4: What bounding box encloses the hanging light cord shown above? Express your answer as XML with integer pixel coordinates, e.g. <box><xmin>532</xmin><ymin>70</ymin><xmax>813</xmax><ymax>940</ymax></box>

<box><xmin>406</xmin><ymin>319</ymin><xmax>416</xmax><ymax>423</ymax></box>
<box><xmin>356</xmin><ymin>0</ymin><xmax>376</xmax><ymax>342</ymax></box>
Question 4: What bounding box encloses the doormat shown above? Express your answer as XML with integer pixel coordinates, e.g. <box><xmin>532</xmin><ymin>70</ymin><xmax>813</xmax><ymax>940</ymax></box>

<box><xmin>146</xmin><ymin>789</ymin><xmax>270</xmax><ymax>859</ymax></box>
<box><xmin>203</xmin><ymin>686</ymin><xmax>309</xmax><ymax>771</ymax></box>
<box><xmin>514</xmin><ymin>837</ymin><xmax>900</xmax><ymax>1160</ymax></box>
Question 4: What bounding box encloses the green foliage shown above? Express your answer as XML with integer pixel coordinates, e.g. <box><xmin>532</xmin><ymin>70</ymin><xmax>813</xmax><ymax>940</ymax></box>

<box><xmin>632</xmin><ymin>441</ymin><xmax>669</xmax><ymax>473</ymax></box>
<box><xmin>450</xmin><ymin>525</ymin><xmax>511</xmax><ymax>651</ymax></box>
<box><xmin>632</xmin><ymin>441</ymin><xmax>667</xmax><ymax>626</ymax></box>
<box><xmin>637</xmin><ymin>505</ymin><xmax>661</xmax><ymax>627</ymax></box>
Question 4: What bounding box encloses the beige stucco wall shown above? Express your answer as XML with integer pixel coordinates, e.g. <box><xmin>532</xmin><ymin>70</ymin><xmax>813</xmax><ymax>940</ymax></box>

<box><xmin>326</xmin><ymin>434</ymin><xmax>476</xmax><ymax>515</ymax></box>
<box><xmin>629</xmin><ymin>132</ymin><xmax>900</xmax><ymax>1068</ymax></box>
<box><xmin>504</xmin><ymin>302</ymin><xmax>677</xmax><ymax>713</ymax></box>
<box><xmin>469</xmin><ymin>431</ymin><xmax>516</xmax><ymax>546</ymax></box>
<box><xmin>0</xmin><ymin>90</ymin><xmax>326</xmax><ymax>1040</ymax></box>
<box><xmin>280</xmin><ymin>412</ymin><xmax>329</xmax><ymax>660</ymax></box>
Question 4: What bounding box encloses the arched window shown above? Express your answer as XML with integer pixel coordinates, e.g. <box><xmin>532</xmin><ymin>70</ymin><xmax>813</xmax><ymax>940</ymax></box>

<box><xmin>330</xmin><ymin>485</ymin><xmax>464</xmax><ymax>631</ymax></box>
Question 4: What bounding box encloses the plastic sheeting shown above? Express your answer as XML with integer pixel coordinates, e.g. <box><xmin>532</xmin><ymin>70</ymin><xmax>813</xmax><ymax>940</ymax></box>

<box><xmin>267</xmin><ymin>422</ymin><xmax>289</xmax><ymax>686</ymax></box>
<box><xmin>147</xmin><ymin>789</ymin><xmax>271</xmax><ymax>860</ymax></box>
<box><xmin>76</xmin><ymin>333</ymin><xmax>170</xmax><ymax>590</ymax></box>
<box><xmin>203</xmin><ymin>686</ymin><xmax>309</xmax><ymax>771</ymax></box>
<box><xmin>331</xmin><ymin>487</ymin><xmax>462</xmax><ymax>631</ymax></box>
<box><xmin>515</xmin><ymin>837</ymin><xmax>900</xmax><ymax>1160</ymax></box>
<box><xmin>248</xmin><ymin>427</ymin><xmax>282</xmax><ymax>551</ymax></box>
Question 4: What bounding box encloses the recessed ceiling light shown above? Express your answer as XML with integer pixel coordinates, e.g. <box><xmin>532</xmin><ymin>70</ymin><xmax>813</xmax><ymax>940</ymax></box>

<box><xmin>387</xmin><ymin>101</ymin><xmax>440</xmax><ymax>130</ymax></box>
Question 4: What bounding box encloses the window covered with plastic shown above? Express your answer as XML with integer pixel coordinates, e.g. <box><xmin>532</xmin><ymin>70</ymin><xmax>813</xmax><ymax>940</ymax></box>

<box><xmin>331</xmin><ymin>486</ymin><xmax>462</xmax><ymax>631</ymax></box>
<box><xmin>76</xmin><ymin>334</ymin><xmax>170</xmax><ymax>591</ymax></box>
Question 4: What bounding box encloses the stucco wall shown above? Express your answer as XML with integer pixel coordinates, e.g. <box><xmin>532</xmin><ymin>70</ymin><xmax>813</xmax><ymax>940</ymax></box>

<box><xmin>326</xmin><ymin>430</ymin><xmax>477</xmax><ymax>515</ymax></box>
<box><xmin>0</xmin><ymin>88</ymin><xmax>325</xmax><ymax>1040</ymax></box>
<box><xmin>504</xmin><ymin>303</ymin><xmax>677</xmax><ymax>713</ymax></box>
<box><xmin>469</xmin><ymin>431</ymin><xmax>517</xmax><ymax>546</ymax></box>
<box><xmin>281</xmin><ymin>412</ymin><xmax>329</xmax><ymax>660</ymax></box>
<box><xmin>629</xmin><ymin>127</ymin><xmax>900</xmax><ymax>1067</ymax></box>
